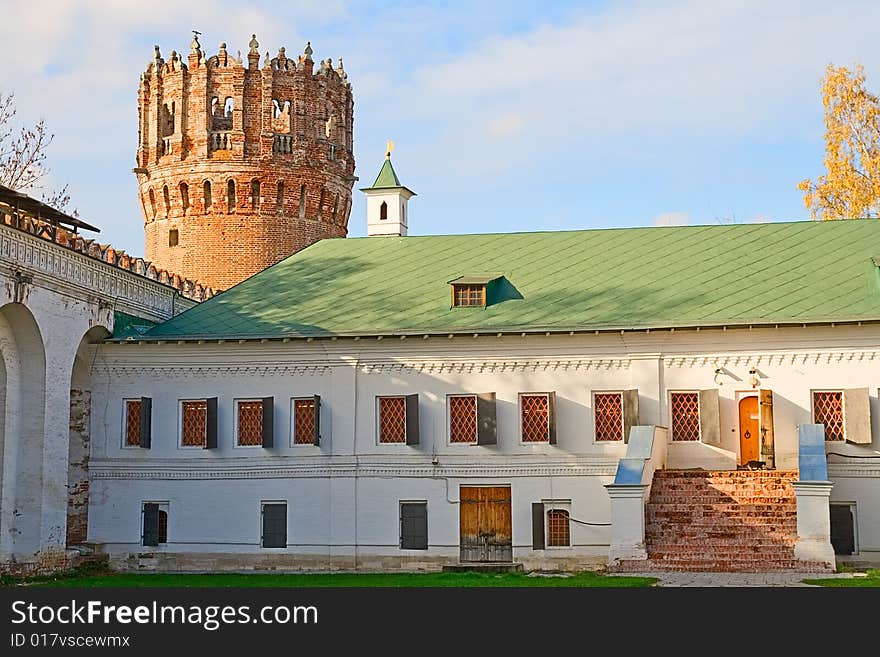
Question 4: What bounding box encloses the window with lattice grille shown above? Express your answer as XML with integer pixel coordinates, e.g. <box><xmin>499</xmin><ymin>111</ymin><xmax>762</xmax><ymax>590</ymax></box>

<box><xmin>521</xmin><ymin>393</ymin><xmax>551</xmax><ymax>443</ymax></box>
<box><xmin>237</xmin><ymin>400</ymin><xmax>264</xmax><ymax>446</ymax></box>
<box><xmin>124</xmin><ymin>399</ymin><xmax>142</xmax><ymax>447</ymax></box>
<box><xmin>547</xmin><ymin>509</ymin><xmax>570</xmax><ymax>547</ymax></box>
<box><xmin>449</xmin><ymin>395</ymin><xmax>477</xmax><ymax>443</ymax></box>
<box><xmin>293</xmin><ymin>398</ymin><xmax>316</xmax><ymax>445</ymax></box>
<box><xmin>181</xmin><ymin>400</ymin><xmax>207</xmax><ymax>447</ymax></box>
<box><xmin>670</xmin><ymin>391</ymin><xmax>701</xmax><ymax>442</ymax></box>
<box><xmin>813</xmin><ymin>391</ymin><xmax>844</xmax><ymax>442</ymax></box>
<box><xmin>594</xmin><ymin>392</ymin><xmax>624</xmax><ymax>441</ymax></box>
<box><xmin>379</xmin><ymin>397</ymin><xmax>407</xmax><ymax>443</ymax></box>
<box><xmin>452</xmin><ymin>284</ymin><xmax>486</xmax><ymax>307</ymax></box>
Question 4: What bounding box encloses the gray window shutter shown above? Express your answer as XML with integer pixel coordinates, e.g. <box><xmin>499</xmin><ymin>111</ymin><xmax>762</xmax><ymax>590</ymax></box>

<box><xmin>532</xmin><ymin>502</ymin><xmax>545</xmax><ymax>550</ymax></box>
<box><xmin>699</xmin><ymin>388</ymin><xmax>721</xmax><ymax>445</ymax></box>
<box><xmin>205</xmin><ymin>397</ymin><xmax>218</xmax><ymax>449</ymax></box>
<box><xmin>548</xmin><ymin>392</ymin><xmax>557</xmax><ymax>445</ymax></box>
<box><xmin>261</xmin><ymin>396</ymin><xmax>274</xmax><ymax>447</ymax></box>
<box><xmin>400</xmin><ymin>502</ymin><xmax>428</xmax><ymax>550</ymax></box>
<box><xmin>313</xmin><ymin>395</ymin><xmax>321</xmax><ymax>447</ymax></box>
<box><xmin>476</xmin><ymin>393</ymin><xmax>497</xmax><ymax>445</ymax></box>
<box><xmin>405</xmin><ymin>393</ymin><xmax>420</xmax><ymax>445</ymax></box>
<box><xmin>843</xmin><ymin>388</ymin><xmax>872</xmax><ymax>444</ymax></box>
<box><xmin>139</xmin><ymin>397</ymin><xmax>152</xmax><ymax>449</ymax></box>
<box><xmin>623</xmin><ymin>389</ymin><xmax>639</xmax><ymax>444</ymax></box>
<box><xmin>261</xmin><ymin>503</ymin><xmax>287</xmax><ymax>548</ymax></box>
<box><xmin>142</xmin><ymin>503</ymin><xmax>159</xmax><ymax>547</ymax></box>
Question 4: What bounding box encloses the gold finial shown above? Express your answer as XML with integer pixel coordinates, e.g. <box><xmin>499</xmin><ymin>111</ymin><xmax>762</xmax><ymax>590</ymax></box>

<box><xmin>386</xmin><ymin>139</ymin><xmax>394</xmax><ymax>159</ymax></box>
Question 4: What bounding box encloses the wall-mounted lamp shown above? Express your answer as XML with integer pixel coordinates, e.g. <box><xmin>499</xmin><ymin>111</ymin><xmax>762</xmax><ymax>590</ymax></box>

<box><xmin>748</xmin><ymin>366</ymin><xmax>760</xmax><ymax>389</ymax></box>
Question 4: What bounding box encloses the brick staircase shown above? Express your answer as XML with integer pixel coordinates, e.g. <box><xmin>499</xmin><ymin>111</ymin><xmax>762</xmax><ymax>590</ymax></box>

<box><xmin>611</xmin><ymin>469</ymin><xmax>832</xmax><ymax>573</ymax></box>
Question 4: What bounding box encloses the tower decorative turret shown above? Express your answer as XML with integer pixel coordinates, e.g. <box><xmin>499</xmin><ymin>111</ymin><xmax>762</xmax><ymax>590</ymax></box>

<box><xmin>362</xmin><ymin>141</ymin><xmax>415</xmax><ymax>237</ymax></box>
<box><xmin>134</xmin><ymin>35</ymin><xmax>356</xmax><ymax>289</ymax></box>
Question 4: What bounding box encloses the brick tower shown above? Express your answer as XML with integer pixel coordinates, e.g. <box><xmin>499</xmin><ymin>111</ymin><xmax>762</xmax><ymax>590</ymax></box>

<box><xmin>134</xmin><ymin>34</ymin><xmax>355</xmax><ymax>290</ymax></box>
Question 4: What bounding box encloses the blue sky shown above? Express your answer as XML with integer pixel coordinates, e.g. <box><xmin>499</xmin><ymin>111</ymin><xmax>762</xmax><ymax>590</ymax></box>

<box><xmin>3</xmin><ymin>0</ymin><xmax>880</xmax><ymax>255</ymax></box>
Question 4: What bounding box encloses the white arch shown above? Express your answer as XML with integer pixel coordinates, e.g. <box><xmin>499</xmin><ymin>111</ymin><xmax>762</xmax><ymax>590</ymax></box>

<box><xmin>0</xmin><ymin>302</ymin><xmax>47</xmax><ymax>560</ymax></box>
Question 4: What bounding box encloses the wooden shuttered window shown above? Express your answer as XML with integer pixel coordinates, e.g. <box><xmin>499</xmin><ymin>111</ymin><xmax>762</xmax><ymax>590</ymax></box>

<box><xmin>293</xmin><ymin>396</ymin><xmax>321</xmax><ymax>446</ymax></box>
<box><xmin>400</xmin><ymin>502</ymin><xmax>428</xmax><ymax>550</ymax></box>
<box><xmin>813</xmin><ymin>389</ymin><xmax>872</xmax><ymax>444</ymax></box>
<box><xmin>521</xmin><ymin>393</ymin><xmax>556</xmax><ymax>444</ymax></box>
<box><xmin>448</xmin><ymin>393</ymin><xmax>497</xmax><ymax>445</ymax></box>
<box><xmin>378</xmin><ymin>395</ymin><xmax>419</xmax><ymax>445</ymax></box>
<box><xmin>205</xmin><ymin>397</ymin><xmax>218</xmax><ymax>449</ymax></box>
<box><xmin>235</xmin><ymin>398</ymin><xmax>274</xmax><ymax>447</ymax></box>
<box><xmin>261</xmin><ymin>503</ymin><xmax>287</xmax><ymax>548</ymax></box>
<box><xmin>594</xmin><ymin>391</ymin><xmax>640</xmax><ymax>442</ymax></box>
<box><xmin>669</xmin><ymin>390</ymin><xmax>720</xmax><ymax>444</ymax></box>
<box><xmin>142</xmin><ymin>503</ymin><xmax>160</xmax><ymax>547</ymax></box>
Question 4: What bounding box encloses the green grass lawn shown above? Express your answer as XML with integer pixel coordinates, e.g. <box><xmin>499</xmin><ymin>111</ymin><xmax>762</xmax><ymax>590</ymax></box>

<box><xmin>3</xmin><ymin>568</ymin><xmax>655</xmax><ymax>588</ymax></box>
<box><xmin>803</xmin><ymin>569</ymin><xmax>880</xmax><ymax>587</ymax></box>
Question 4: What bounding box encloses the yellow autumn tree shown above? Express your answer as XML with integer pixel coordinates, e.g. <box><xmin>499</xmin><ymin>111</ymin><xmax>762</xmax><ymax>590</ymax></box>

<box><xmin>799</xmin><ymin>64</ymin><xmax>880</xmax><ymax>219</ymax></box>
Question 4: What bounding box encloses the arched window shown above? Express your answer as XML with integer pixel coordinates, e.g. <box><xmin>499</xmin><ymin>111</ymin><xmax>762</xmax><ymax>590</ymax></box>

<box><xmin>179</xmin><ymin>182</ymin><xmax>189</xmax><ymax>213</ymax></box>
<box><xmin>298</xmin><ymin>184</ymin><xmax>306</xmax><ymax>220</ymax></box>
<box><xmin>162</xmin><ymin>185</ymin><xmax>170</xmax><ymax>215</ymax></box>
<box><xmin>547</xmin><ymin>509</ymin><xmax>570</xmax><ymax>547</ymax></box>
<box><xmin>227</xmin><ymin>179</ymin><xmax>236</xmax><ymax>214</ymax></box>
<box><xmin>380</xmin><ymin>201</ymin><xmax>388</xmax><ymax>221</ymax></box>
<box><xmin>251</xmin><ymin>180</ymin><xmax>260</xmax><ymax>211</ymax></box>
<box><xmin>148</xmin><ymin>188</ymin><xmax>157</xmax><ymax>218</ymax></box>
<box><xmin>276</xmin><ymin>180</ymin><xmax>284</xmax><ymax>214</ymax></box>
<box><xmin>224</xmin><ymin>97</ymin><xmax>234</xmax><ymax>117</ymax></box>
<box><xmin>203</xmin><ymin>180</ymin><xmax>212</xmax><ymax>211</ymax></box>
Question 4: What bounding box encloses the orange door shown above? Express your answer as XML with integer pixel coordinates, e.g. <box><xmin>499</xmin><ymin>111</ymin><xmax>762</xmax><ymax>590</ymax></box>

<box><xmin>739</xmin><ymin>396</ymin><xmax>760</xmax><ymax>464</ymax></box>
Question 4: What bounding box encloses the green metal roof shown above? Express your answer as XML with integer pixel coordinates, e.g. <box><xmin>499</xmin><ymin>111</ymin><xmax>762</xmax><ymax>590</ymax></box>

<box><xmin>363</xmin><ymin>157</ymin><xmax>402</xmax><ymax>189</ymax></box>
<box><xmin>139</xmin><ymin>220</ymin><xmax>880</xmax><ymax>340</ymax></box>
<box><xmin>113</xmin><ymin>311</ymin><xmax>158</xmax><ymax>339</ymax></box>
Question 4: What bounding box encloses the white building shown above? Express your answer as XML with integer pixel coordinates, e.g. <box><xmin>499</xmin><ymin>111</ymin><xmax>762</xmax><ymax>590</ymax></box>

<box><xmin>84</xmin><ymin>158</ymin><xmax>880</xmax><ymax>573</ymax></box>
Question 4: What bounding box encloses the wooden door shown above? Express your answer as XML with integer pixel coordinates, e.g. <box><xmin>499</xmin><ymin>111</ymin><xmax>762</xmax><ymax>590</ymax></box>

<box><xmin>739</xmin><ymin>396</ymin><xmax>760</xmax><ymax>464</ymax></box>
<box><xmin>459</xmin><ymin>486</ymin><xmax>512</xmax><ymax>562</ymax></box>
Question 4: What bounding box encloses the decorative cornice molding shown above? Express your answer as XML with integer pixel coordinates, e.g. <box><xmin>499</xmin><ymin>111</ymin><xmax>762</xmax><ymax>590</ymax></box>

<box><xmin>664</xmin><ymin>351</ymin><xmax>880</xmax><ymax>368</ymax></box>
<box><xmin>359</xmin><ymin>358</ymin><xmax>630</xmax><ymax>374</ymax></box>
<box><xmin>0</xmin><ymin>223</ymin><xmax>193</xmax><ymax>322</ymax></box>
<box><xmin>89</xmin><ymin>457</ymin><xmax>619</xmax><ymax>481</ymax></box>
<box><xmin>94</xmin><ymin>358</ymin><xmax>632</xmax><ymax>377</ymax></box>
<box><xmin>94</xmin><ymin>364</ymin><xmax>332</xmax><ymax>378</ymax></box>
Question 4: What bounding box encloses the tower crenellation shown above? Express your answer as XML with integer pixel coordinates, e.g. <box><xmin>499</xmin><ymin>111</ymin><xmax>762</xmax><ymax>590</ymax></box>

<box><xmin>135</xmin><ymin>35</ymin><xmax>356</xmax><ymax>290</ymax></box>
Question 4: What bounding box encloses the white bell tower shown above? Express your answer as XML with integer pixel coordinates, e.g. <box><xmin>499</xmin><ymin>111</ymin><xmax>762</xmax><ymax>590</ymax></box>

<box><xmin>361</xmin><ymin>141</ymin><xmax>416</xmax><ymax>237</ymax></box>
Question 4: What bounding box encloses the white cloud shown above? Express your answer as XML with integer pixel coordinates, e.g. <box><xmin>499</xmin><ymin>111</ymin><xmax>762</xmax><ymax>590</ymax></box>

<box><xmin>652</xmin><ymin>212</ymin><xmax>690</xmax><ymax>227</ymax></box>
<box><xmin>389</xmin><ymin>0</ymin><xmax>880</xmax><ymax>175</ymax></box>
